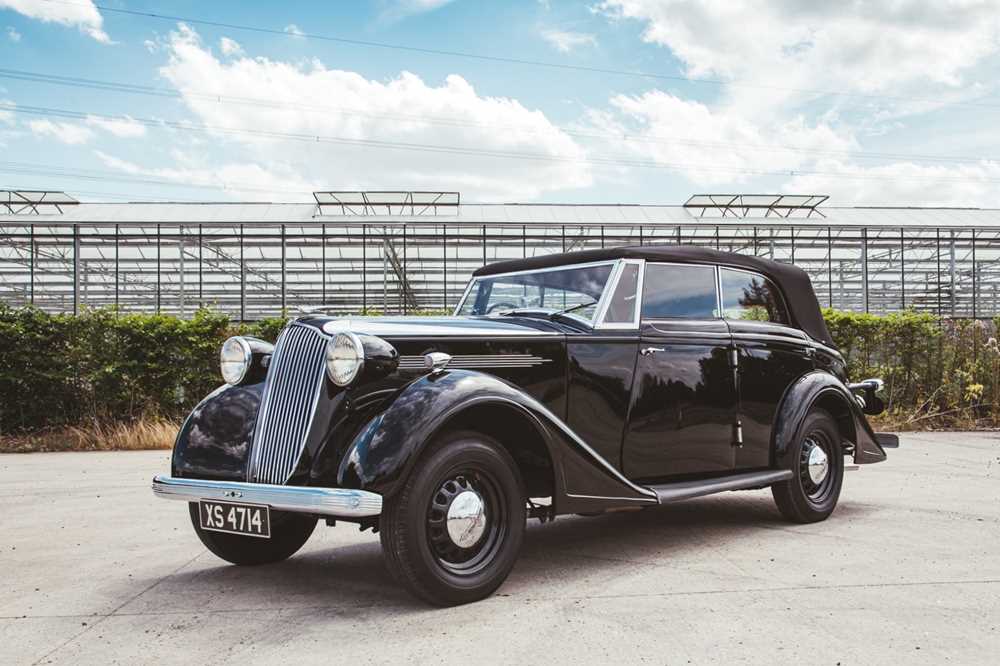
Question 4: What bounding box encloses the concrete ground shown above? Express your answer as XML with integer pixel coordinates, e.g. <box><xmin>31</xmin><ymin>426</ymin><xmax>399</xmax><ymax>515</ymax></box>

<box><xmin>1</xmin><ymin>433</ymin><xmax>998</xmax><ymax>665</ymax></box>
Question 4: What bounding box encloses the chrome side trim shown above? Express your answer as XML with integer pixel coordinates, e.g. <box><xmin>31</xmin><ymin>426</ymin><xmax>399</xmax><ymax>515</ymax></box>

<box><xmin>322</xmin><ymin>319</ymin><xmax>561</xmax><ymax>337</ymax></box>
<box><xmin>152</xmin><ymin>475</ymin><xmax>382</xmax><ymax>518</ymax></box>
<box><xmin>397</xmin><ymin>354</ymin><xmax>553</xmax><ymax>370</ymax></box>
<box><xmin>566</xmin><ymin>493</ymin><xmax>656</xmax><ymax>503</ymax></box>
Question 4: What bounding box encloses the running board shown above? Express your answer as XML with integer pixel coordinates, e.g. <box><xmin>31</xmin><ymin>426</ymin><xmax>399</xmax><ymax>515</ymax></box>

<box><xmin>646</xmin><ymin>470</ymin><xmax>793</xmax><ymax>504</ymax></box>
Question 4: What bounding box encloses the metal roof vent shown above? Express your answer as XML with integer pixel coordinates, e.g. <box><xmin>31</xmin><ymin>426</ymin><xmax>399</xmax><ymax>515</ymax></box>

<box><xmin>684</xmin><ymin>194</ymin><xmax>828</xmax><ymax>219</ymax></box>
<box><xmin>2</xmin><ymin>190</ymin><xmax>79</xmax><ymax>215</ymax></box>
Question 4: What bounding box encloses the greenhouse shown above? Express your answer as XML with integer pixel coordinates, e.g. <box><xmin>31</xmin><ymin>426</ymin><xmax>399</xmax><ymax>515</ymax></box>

<box><xmin>2</xmin><ymin>190</ymin><xmax>998</xmax><ymax>320</ymax></box>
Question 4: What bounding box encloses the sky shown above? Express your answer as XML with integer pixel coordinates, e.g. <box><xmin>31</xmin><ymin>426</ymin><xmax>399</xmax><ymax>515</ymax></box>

<box><xmin>1</xmin><ymin>0</ymin><xmax>1000</xmax><ymax>206</ymax></box>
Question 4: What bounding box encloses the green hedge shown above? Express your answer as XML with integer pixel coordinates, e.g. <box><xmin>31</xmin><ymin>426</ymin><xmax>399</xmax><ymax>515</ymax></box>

<box><xmin>824</xmin><ymin>309</ymin><xmax>1000</xmax><ymax>427</ymax></box>
<box><xmin>0</xmin><ymin>306</ymin><xmax>287</xmax><ymax>435</ymax></box>
<box><xmin>1</xmin><ymin>304</ymin><xmax>998</xmax><ymax>435</ymax></box>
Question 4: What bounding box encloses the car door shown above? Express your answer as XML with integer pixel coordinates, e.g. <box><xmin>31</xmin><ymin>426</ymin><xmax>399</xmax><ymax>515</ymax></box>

<box><xmin>718</xmin><ymin>268</ymin><xmax>816</xmax><ymax>470</ymax></box>
<box><xmin>622</xmin><ymin>263</ymin><xmax>738</xmax><ymax>481</ymax></box>
<box><xmin>565</xmin><ymin>260</ymin><xmax>642</xmax><ymax>470</ymax></box>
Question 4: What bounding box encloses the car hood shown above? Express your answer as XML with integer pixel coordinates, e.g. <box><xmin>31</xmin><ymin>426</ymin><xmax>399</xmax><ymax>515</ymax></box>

<box><xmin>297</xmin><ymin>315</ymin><xmax>566</xmax><ymax>339</ymax></box>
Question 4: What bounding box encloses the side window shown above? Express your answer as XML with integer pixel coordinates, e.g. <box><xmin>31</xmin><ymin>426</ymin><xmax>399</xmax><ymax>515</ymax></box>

<box><xmin>602</xmin><ymin>263</ymin><xmax>640</xmax><ymax>324</ymax></box>
<box><xmin>720</xmin><ymin>269</ymin><xmax>789</xmax><ymax>324</ymax></box>
<box><xmin>641</xmin><ymin>264</ymin><xmax>718</xmax><ymax>319</ymax></box>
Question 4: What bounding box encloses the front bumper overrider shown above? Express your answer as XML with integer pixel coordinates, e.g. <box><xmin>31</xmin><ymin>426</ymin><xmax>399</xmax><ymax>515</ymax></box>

<box><xmin>152</xmin><ymin>475</ymin><xmax>382</xmax><ymax>518</ymax></box>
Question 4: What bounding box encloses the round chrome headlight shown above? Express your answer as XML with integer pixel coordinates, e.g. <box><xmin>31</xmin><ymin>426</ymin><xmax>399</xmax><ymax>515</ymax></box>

<box><xmin>325</xmin><ymin>332</ymin><xmax>364</xmax><ymax>386</ymax></box>
<box><xmin>220</xmin><ymin>336</ymin><xmax>252</xmax><ymax>385</ymax></box>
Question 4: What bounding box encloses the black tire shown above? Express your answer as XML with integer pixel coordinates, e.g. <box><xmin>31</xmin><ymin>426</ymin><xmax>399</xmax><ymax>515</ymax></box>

<box><xmin>771</xmin><ymin>408</ymin><xmax>844</xmax><ymax>523</ymax></box>
<box><xmin>188</xmin><ymin>503</ymin><xmax>316</xmax><ymax>565</ymax></box>
<box><xmin>380</xmin><ymin>430</ymin><xmax>526</xmax><ymax>606</ymax></box>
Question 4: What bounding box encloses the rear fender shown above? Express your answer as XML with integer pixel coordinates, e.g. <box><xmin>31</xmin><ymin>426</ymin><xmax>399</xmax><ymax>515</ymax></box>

<box><xmin>773</xmin><ymin>371</ymin><xmax>887</xmax><ymax>466</ymax></box>
<box><xmin>335</xmin><ymin>369</ymin><xmax>657</xmax><ymax>513</ymax></box>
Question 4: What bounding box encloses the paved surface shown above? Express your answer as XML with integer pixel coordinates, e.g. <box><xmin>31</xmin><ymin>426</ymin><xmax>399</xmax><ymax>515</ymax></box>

<box><xmin>1</xmin><ymin>433</ymin><xmax>998</xmax><ymax>665</ymax></box>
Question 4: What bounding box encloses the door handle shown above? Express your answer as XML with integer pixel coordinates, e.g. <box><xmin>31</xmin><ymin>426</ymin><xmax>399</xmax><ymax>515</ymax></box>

<box><xmin>640</xmin><ymin>347</ymin><xmax>665</xmax><ymax>356</ymax></box>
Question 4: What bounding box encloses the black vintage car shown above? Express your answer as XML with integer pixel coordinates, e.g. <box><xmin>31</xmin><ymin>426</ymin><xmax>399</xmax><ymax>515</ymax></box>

<box><xmin>153</xmin><ymin>246</ymin><xmax>892</xmax><ymax>605</ymax></box>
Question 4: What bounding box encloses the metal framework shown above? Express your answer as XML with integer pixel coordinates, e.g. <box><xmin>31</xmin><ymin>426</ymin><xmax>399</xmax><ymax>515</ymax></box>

<box><xmin>684</xmin><ymin>194</ymin><xmax>828</xmax><ymax>218</ymax></box>
<box><xmin>1</xmin><ymin>200</ymin><xmax>998</xmax><ymax>320</ymax></box>
<box><xmin>313</xmin><ymin>191</ymin><xmax>460</xmax><ymax>216</ymax></box>
<box><xmin>2</xmin><ymin>190</ymin><xmax>79</xmax><ymax>216</ymax></box>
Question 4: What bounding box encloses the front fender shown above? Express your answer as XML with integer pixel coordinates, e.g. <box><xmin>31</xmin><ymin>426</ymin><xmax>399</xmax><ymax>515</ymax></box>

<box><xmin>773</xmin><ymin>371</ymin><xmax>887</xmax><ymax>467</ymax></box>
<box><xmin>171</xmin><ymin>382</ymin><xmax>264</xmax><ymax>481</ymax></box>
<box><xmin>335</xmin><ymin>369</ymin><xmax>656</xmax><ymax>511</ymax></box>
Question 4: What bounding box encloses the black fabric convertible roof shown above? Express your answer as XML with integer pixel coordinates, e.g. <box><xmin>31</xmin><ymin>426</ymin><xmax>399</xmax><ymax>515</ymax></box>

<box><xmin>473</xmin><ymin>245</ymin><xmax>833</xmax><ymax>346</ymax></box>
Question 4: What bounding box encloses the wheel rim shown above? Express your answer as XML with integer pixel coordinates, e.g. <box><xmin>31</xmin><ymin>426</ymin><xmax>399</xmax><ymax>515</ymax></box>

<box><xmin>426</xmin><ymin>468</ymin><xmax>507</xmax><ymax>576</ymax></box>
<box><xmin>799</xmin><ymin>431</ymin><xmax>835</xmax><ymax>505</ymax></box>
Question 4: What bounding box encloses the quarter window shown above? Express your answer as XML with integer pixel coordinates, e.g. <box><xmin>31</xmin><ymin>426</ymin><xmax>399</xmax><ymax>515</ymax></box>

<box><xmin>602</xmin><ymin>263</ymin><xmax>640</xmax><ymax>324</ymax></box>
<box><xmin>641</xmin><ymin>264</ymin><xmax>719</xmax><ymax>319</ymax></box>
<box><xmin>719</xmin><ymin>269</ymin><xmax>789</xmax><ymax>324</ymax></box>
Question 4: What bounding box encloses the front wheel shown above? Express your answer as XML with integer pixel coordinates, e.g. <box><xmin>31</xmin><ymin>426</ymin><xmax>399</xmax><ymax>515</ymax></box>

<box><xmin>188</xmin><ymin>503</ymin><xmax>316</xmax><ymax>565</ymax></box>
<box><xmin>380</xmin><ymin>430</ymin><xmax>526</xmax><ymax>606</ymax></box>
<box><xmin>771</xmin><ymin>408</ymin><xmax>844</xmax><ymax>523</ymax></box>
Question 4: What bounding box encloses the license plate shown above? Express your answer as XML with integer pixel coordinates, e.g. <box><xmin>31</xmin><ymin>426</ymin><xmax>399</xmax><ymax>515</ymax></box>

<box><xmin>198</xmin><ymin>500</ymin><xmax>271</xmax><ymax>538</ymax></box>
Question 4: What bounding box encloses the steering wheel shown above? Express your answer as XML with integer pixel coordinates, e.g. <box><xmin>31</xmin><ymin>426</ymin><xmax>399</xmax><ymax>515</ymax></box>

<box><xmin>486</xmin><ymin>302</ymin><xmax>519</xmax><ymax>314</ymax></box>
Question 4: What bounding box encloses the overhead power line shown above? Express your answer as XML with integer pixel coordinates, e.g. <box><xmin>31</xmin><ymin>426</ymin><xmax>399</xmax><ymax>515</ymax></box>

<box><xmin>0</xmin><ymin>159</ymin><xmax>316</xmax><ymax>197</ymax></box>
<box><xmin>35</xmin><ymin>0</ymin><xmax>1000</xmax><ymax>111</ymax></box>
<box><xmin>0</xmin><ymin>185</ymin><xmax>216</xmax><ymax>203</ymax></box>
<box><xmin>0</xmin><ymin>103</ymin><xmax>908</xmax><ymax>181</ymax></box>
<box><xmin>10</xmin><ymin>102</ymin><xmax>1000</xmax><ymax>186</ymax></box>
<box><xmin>3</xmin><ymin>67</ymin><xmax>999</xmax><ymax>167</ymax></box>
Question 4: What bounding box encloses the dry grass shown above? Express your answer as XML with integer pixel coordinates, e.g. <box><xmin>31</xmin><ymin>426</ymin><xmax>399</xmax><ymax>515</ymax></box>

<box><xmin>0</xmin><ymin>418</ymin><xmax>179</xmax><ymax>453</ymax></box>
<box><xmin>868</xmin><ymin>409</ymin><xmax>1000</xmax><ymax>432</ymax></box>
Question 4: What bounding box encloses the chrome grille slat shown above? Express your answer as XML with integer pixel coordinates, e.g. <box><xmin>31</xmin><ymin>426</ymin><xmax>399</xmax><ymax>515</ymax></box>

<box><xmin>248</xmin><ymin>324</ymin><xmax>329</xmax><ymax>484</ymax></box>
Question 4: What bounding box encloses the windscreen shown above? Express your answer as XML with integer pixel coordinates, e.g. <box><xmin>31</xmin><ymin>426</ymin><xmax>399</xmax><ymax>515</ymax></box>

<box><xmin>456</xmin><ymin>263</ymin><xmax>615</xmax><ymax>322</ymax></box>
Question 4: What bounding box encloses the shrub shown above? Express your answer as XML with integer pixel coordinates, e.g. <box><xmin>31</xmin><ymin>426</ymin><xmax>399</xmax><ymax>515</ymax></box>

<box><xmin>824</xmin><ymin>309</ymin><xmax>1000</xmax><ymax>428</ymax></box>
<box><xmin>1</xmin><ymin>305</ymin><xmax>998</xmax><ymax>440</ymax></box>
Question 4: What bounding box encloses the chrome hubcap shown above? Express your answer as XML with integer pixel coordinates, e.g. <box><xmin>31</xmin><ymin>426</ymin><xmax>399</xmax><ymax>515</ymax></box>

<box><xmin>806</xmin><ymin>440</ymin><xmax>830</xmax><ymax>485</ymax></box>
<box><xmin>446</xmin><ymin>490</ymin><xmax>487</xmax><ymax>548</ymax></box>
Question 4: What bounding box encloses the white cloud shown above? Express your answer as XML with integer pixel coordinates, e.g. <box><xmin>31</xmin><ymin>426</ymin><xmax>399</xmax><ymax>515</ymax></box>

<box><xmin>598</xmin><ymin>1</ymin><xmax>1000</xmax><ymax>103</ymax></box>
<box><xmin>583</xmin><ymin>1</ymin><xmax>1000</xmax><ymax>206</ymax></box>
<box><xmin>541</xmin><ymin>28</ymin><xmax>597</xmax><ymax>53</ymax></box>
<box><xmin>583</xmin><ymin>90</ymin><xmax>855</xmax><ymax>186</ymax></box>
<box><xmin>785</xmin><ymin>159</ymin><xmax>1000</xmax><ymax>207</ymax></box>
<box><xmin>95</xmin><ymin>149</ymin><xmax>314</xmax><ymax>200</ymax></box>
<box><xmin>28</xmin><ymin>118</ymin><xmax>95</xmax><ymax>144</ymax></box>
<box><xmin>380</xmin><ymin>0</ymin><xmax>456</xmax><ymax>21</ymax></box>
<box><xmin>0</xmin><ymin>0</ymin><xmax>110</xmax><ymax>43</ymax></box>
<box><xmin>150</xmin><ymin>24</ymin><xmax>590</xmax><ymax>201</ymax></box>
<box><xmin>219</xmin><ymin>36</ymin><xmax>243</xmax><ymax>57</ymax></box>
<box><xmin>5</xmin><ymin>25</ymin><xmax>20</xmax><ymax>42</ymax></box>
<box><xmin>86</xmin><ymin>114</ymin><xmax>147</xmax><ymax>138</ymax></box>
<box><xmin>283</xmin><ymin>24</ymin><xmax>305</xmax><ymax>38</ymax></box>
<box><xmin>0</xmin><ymin>99</ymin><xmax>15</xmax><ymax>125</ymax></box>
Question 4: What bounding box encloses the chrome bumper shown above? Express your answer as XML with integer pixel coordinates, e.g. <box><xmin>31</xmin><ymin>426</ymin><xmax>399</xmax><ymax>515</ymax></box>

<box><xmin>151</xmin><ymin>475</ymin><xmax>382</xmax><ymax>518</ymax></box>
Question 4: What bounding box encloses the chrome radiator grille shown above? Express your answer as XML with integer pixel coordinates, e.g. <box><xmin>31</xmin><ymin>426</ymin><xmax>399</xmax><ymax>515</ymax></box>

<box><xmin>248</xmin><ymin>324</ymin><xmax>328</xmax><ymax>484</ymax></box>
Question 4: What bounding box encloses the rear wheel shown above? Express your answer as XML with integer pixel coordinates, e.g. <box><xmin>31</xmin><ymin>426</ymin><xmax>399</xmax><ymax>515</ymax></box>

<box><xmin>188</xmin><ymin>503</ymin><xmax>316</xmax><ymax>565</ymax></box>
<box><xmin>380</xmin><ymin>430</ymin><xmax>526</xmax><ymax>606</ymax></box>
<box><xmin>771</xmin><ymin>408</ymin><xmax>844</xmax><ymax>523</ymax></box>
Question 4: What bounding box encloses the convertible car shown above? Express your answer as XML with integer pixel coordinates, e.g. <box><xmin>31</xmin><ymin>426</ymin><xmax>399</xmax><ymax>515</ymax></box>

<box><xmin>152</xmin><ymin>246</ymin><xmax>893</xmax><ymax>605</ymax></box>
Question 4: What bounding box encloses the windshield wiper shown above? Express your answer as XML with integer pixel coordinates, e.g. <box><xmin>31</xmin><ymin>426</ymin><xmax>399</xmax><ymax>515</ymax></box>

<box><xmin>552</xmin><ymin>300</ymin><xmax>597</xmax><ymax>317</ymax></box>
<box><xmin>495</xmin><ymin>300</ymin><xmax>597</xmax><ymax>319</ymax></box>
